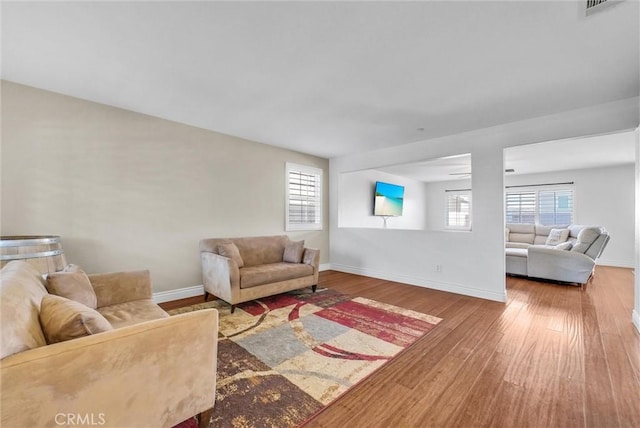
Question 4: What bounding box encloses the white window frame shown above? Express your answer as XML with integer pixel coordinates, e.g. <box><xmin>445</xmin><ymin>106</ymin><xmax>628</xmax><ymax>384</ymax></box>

<box><xmin>445</xmin><ymin>190</ymin><xmax>472</xmax><ymax>231</ymax></box>
<box><xmin>505</xmin><ymin>185</ymin><xmax>575</xmax><ymax>225</ymax></box>
<box><xmin>285</xmin><ymin>162</ymin><xmax>323</xmax><ymax>231</ymax></box>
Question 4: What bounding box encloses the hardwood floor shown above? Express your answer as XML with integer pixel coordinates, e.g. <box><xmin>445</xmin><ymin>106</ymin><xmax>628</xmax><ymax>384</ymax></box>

<box><xmin>304</xmin><ymin>267</ymin><xmax>639</xmax><ymax>428</ymax></box>
<box><xmin>161</xmin><ymin>266</ymin><xmax>639</xmax><ymax>427</ymax></box>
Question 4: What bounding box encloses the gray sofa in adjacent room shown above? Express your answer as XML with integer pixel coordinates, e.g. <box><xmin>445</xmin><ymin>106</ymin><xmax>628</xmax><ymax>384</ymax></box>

<box><xmin>505</xmin><ymin>223</ymin><xmax>610</xmax><ymax>284</ymax></box>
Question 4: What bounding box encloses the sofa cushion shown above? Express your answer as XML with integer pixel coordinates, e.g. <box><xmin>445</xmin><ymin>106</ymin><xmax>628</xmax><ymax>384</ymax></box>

<box><xmin>218</xmin><ymin>243</ymin><xmax>244</xmax><ymax>268</ymax></box>
<box><xmin>506</xmin><ymin>223</ymin><xmax>536</xmax><ymax>245</ymax></box>
<box><xmin>39</xmin><ymin>294</ymin><xmax>113</xmax><ymax>344</ymax></box>
<box><xmin>505</xmin><ymin>242</ymin><xmax>531</xmax><ymax>249</ymax></box>
<box><xmin>535</xmin><ymin>224</ymin><xmax>569</xmax><ymax>236</ymax></box>
<box><xmin>571</xmin><ymin>227</ymin><xmax>601</xmax><ymax>254</ymax></box>
<box><xmin>283</xmin><ymin>240</ymin><xmax>305</xmax><ymax>263</ymax></box>
<box><xmin>505</xmin><ymin>248</ymin><xmax>528</xmax><ymax>258</ymax></box>
<box><xmin>0</xmin><ymin>261</ymin><xmax>49</xmax><ymax>359</ymax></box>
<box><xmin>46</xmin><ymin>265</ymin><xmax>98</xmax><ymax>309</ymax></box>
<box><xmin>554</xmin><ymin>241</ymin><xmax>573</xmax><ymax>250</ymax></box>
<box><xmin>545</xmin><ymin>228</ymin><xmax>570</xmax><ymax>246</ymax></box>
<box><xmin>568</xmin><ymin>224</ymin><xmax>584</xmax><ymax>239</ymax></box>
<box><xmin>98</xmin><ymin>300</ymin><xmax>169</xmax><ymax>329</ymax></box>
<box><xmin>240</xmin><ymin>263</ymin><xmax>314</xmax><ymax>289</ymax></box>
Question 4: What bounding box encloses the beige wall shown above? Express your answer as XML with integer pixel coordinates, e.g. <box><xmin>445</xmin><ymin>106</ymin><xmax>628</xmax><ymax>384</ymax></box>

<box><xmin>1</xmin><ymin>81</ymin><xmax>329</xmax><ymax>292</ymax></box>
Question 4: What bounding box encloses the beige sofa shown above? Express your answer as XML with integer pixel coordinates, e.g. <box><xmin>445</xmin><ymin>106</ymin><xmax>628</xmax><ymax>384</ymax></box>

<box><xmin>200</xmin><ymin>235</ymin><xmax>320</xmax><ymax>312</ymax></box>
<box><xmin>1</xmin><ymin>260</ymin><xmax>218</xmax><ymax>428</ymax></box>
<box><xmin>505</xmin><ymin>223</ymin><xmax>610</xmax><ymax>284</ymax></box>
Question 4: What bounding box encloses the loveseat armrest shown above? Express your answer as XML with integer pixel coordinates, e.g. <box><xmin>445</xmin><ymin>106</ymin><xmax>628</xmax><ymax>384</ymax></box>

<box><xmin>302</xmin><ymin>248</ymin><xmax>320</xmax><ymax>269</ymax></box>
<box><xmin>303</xmin><ymin>248</ymin><xmax>320</xmax><ymax>284</ymax></box>
<box><xmin>527</xmin><ymin>246</ymin><xmax>595</xmax><ymax>284</ymax></box>
<box><xmin>0</xmin><ymin>309</ymin><xmax>218</xmax><ymax>428</ymax></box>
<box><xmin>88</xmin><ymin>270</ymin><xmax>152</xmax><ymax>308</ymax></box>
<box><xmin>201</xmin><ymin>252</ymin><xmax>240</xmax><ymax>303</ymax></box>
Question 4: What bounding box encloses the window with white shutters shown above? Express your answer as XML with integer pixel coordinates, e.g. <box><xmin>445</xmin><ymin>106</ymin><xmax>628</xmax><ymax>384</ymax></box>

<box><xmin>506</xmin><ymin>191</ymin><xmax>536</xmax><ymax>224</ymax></box>
<box><xmin>286</xmin><ymin>163</ymin><xmax>323</xmax><ymax>231</ymax></box>
<box><xmin>538</xmin><ymin>189</ymin><xmax>574</xmax><ymax>225</ymax></box>
<box><xmin>506</xmin><ymin>187</ymin><xmax>574</xmax><ymax>225</ymax></box>
<box><xmin>445</xmin><ymin>191</ymin><xmax>472</xmax><ymax>230</ymax></box>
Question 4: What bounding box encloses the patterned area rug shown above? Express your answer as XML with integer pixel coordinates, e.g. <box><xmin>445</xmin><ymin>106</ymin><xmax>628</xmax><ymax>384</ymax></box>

<box><xmin>170</xmin><ymin>288</ymin><xmax>441</xmax><ymax>428</ymax></box>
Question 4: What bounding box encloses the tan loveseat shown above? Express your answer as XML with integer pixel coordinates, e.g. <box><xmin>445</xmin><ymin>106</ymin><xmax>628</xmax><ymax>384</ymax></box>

<box><xmin>1</xmin><ymin>260</ymin><xmax>218</xmax><ymax>428</ymax></box>
<box><xmin>199</xmin><ymin>235</ymin><xmax>320</xmax><ymax>311</ymax></box>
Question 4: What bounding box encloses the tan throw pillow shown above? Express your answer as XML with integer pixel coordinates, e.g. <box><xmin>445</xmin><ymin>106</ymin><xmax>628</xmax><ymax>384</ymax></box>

<box><xmin>46</xmin><ymin>264</ymin><xmax>98</xmax><ymax>309</ymax></box>
<box><xmin>283</xmin><ymin>240</ymin><xmax>305</xmax><ymax>263</ymax></box>
<box><xmin>218</xmin><ymin>243</ymin><xmax>244</xmax><ymax>267</ymax></box>
<box><xmin>545</xmin><ymin>228</ymin><xmax>570</xmax><ymax>246</ymax></box>
<box><xmin>39</xmin><ymin>295</ymin><xmax>113</xmax><ymax>344</ymax></box>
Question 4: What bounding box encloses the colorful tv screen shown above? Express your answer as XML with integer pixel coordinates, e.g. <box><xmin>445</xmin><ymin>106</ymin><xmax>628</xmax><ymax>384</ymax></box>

<box><xmin>374</xmin><ymin>181</ymin><xmax>404</xmax><ymax>216</ymax></box>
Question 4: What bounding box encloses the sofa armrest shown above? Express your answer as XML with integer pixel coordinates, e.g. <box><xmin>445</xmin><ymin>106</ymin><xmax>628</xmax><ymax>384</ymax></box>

<box><xmin>527</xmin><ymin>246</ymin><xmax>595</xmax><ymax>284</ymax></box>
<box><xmin>201</xmin><ymin>252</ymin><xmax>240</xmax><ymax>303</ymax></box>
<box><xmin>88</xmin><ymin>270</ymin><xmax>152</xmax><ymax>308</ymax></box>
<box><xmin>0</xmin><ymin>309</ymin><xmax>218</xmax><ymax>428</ymax></box>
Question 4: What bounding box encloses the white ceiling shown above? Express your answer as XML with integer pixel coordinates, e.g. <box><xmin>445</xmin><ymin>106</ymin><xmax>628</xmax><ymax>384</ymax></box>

<box><xmin>2</xmin><ymin>1</ymin><xmax>639</xmax><ymax>159</ymax></box>
<box><xmin>376</xmin><ymin>129</ymin><xmax>636</xmax><ymax>183</ymax></box>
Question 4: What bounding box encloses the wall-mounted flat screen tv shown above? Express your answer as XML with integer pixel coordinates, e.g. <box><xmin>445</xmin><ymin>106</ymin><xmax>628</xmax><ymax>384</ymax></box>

<box><xmin>374</xmin><ymin>181</ymin><xmax>404</xmax><ymax>216</ymax></box>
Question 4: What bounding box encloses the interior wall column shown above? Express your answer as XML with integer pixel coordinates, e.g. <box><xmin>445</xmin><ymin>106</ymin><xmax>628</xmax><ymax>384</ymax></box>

<box><xmin>634</xmin><ymin>127</ymin><xmax>640</xmax><ymax>334</ymax></box>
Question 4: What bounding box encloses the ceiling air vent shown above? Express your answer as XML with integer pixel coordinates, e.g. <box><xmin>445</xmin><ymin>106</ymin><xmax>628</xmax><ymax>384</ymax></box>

<box><xmin>586</xmin><ymin>0</ymin><xmax>623</xmax><ymax>16</ymax></box>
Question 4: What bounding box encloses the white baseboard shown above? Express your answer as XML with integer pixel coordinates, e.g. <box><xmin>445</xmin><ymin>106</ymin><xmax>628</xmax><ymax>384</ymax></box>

<box><xmin>633</xmin><ymin>310</ymin><xmax>640</xmax><ymax>334</ymax></box>
<box><xmin>330</xmin><ymin>263</ymin><xmax>507</xmax><ymax>303</ymax></box>
<box><xmin>597</xmin><ymin>259</ymin><xmax>636</xmax><ymax>268</ymax></box>
<box><xmin>153</xmin><ymin>264</ymin><xmax>332</xmax><ymax>304</ymax></box>
<box><xmin>153</xmin><ymin>285</ymin><xmax>204</xmax><ymax>304</ymax></box>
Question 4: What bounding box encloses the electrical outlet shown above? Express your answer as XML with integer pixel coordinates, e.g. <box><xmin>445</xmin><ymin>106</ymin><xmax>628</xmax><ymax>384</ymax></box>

<box><xmin>435</xmin><ymin>264</ymin><xmax>442</xmax><ymax>272</ymax></box>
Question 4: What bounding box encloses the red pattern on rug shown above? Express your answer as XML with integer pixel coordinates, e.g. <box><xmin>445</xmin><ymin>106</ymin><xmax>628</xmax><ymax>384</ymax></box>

<box><xmin>314</xmin><ymin>299</ymin><xmax>438</xmax><ymax>347</ymax></box>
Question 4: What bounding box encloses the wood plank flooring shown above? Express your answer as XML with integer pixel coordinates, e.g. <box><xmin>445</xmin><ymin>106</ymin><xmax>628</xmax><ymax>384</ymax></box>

<box><xmin>161</xmin><ymin>266</ymin><xmax>639</xmax><ymax>427</ymax></box>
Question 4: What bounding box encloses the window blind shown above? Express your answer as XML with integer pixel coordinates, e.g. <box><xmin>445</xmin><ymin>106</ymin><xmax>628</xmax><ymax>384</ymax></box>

<box><xmin>446</xmin><ymin>192</ymin><xmax>471</xmax><ymax>229</ymax></box>
<box><xmin>506</xmin><ymin>191</ymin><xmax>536</xmax><ymax>224</ymax></box>
<box><xmin>506</xmin><ymin>188</ymin><xmax>573</xmax><ymax>225</ymax></box>
<box><xmin>538</xmin><ymin>189</ymin><xmax>573</xmax><ymax>225</ymax></box>
<box><xmin>286</xmin><ymin>163</ymin><xmax>322</xmax><ymax>231</ymax></box>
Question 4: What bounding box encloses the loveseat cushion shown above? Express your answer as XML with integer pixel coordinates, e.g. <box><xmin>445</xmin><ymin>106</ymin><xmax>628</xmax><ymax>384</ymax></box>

<box><xmin>46</xmin><ymin>264</ymin><xmax>98</xmax><ymax>309</ymax></box>
<box><xmin>240</xmin><ymin>263</ymin><xmax>314</xmax><ymax>289</ymax></box>
<box><xmin>283</xmin><ymin>240</ymin><xmax>305</xmax><ymax>263</ymax></box>
<box><xmin>233</xmin><ymin>235</ymin><xmax>290</xmax><ymax>267</ymax></box>
<box><xmin>0</xmin><ymin>261</ymin><xmax>49</xmax><ymax>359</ymax></box>
<box><xmin>218</xmin><ymin>242</ymin><xmax>244</xmax><ymax>267</ymax></box>
<box><xmin>39</xmin><ymin>294</ymin><xmax>113</xmax><ymax>344</ymax></box>
<box><xmin>98</xmin><ymin>300</ymin><xmax>169</xmax><ymax>329</ymax></box>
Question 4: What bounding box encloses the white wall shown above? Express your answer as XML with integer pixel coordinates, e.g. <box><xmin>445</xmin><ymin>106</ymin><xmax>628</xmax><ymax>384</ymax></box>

<box><xmin>338</xmin><ymin>169</ymin><xmax>427</xmax><ymax>230</ymax></box>
<box><xmin>1</xmin><ymin>82</ymin><xmax>330</xmax><ymax>293</ymax></box>
<box><xmin>330</xmin><ymin>97</ymin><xmax>639</xmax><ymax>303</ymax></box>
